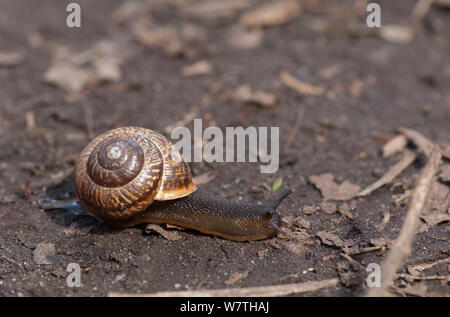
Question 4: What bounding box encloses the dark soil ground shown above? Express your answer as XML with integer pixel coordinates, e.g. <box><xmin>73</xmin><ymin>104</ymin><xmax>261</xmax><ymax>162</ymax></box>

<box><xmin>0</xmin><ymin>0</ymin><xmax>449</xmax><ymax>297</ymax></box>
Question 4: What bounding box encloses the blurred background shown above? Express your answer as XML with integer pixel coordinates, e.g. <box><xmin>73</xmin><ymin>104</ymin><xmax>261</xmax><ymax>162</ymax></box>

<box><xmin>0</xmin><ymin>0</ymin><xmax>449</xmax><ymax>297</ymax></box>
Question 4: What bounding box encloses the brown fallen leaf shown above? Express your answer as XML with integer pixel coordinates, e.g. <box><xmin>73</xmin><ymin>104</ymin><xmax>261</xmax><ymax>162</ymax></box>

<box><xmin>309</xmin><ymin>173</ymin><xmax>361</xmax><ymax>201</ymax></box>
<box><xmin>280</xmin><ymin>71</ymin><xmax>324</xmax><ymax>96</ymax></box>
<box><xmin>382</xmin><ymin>135</ymin><xmax>408</xmax><ymax>158</ymax></box>
<box><xmin>319</xmin><ymin>201</ymin><xmax>337</xmax><ymax>214</ymax></box>
<box><xmin>240</xmin><ymin>0</ymin><xmax>301</xmax><ymax>28</ymax></box>
<box><xmin>145</xmin><ymin>224</ymin><xmax>181</xmax><ymax>241</ymax></box>
<box><xmin>44</xmin><ymin>62</ymin><xmax>94</xmax><ymax>93</ymax></box>
<box><xmin>233</xmin><ymin>84</ymin><xmax>278</xmax><ymax>108</ymax></box>
<box><xmin>182</xmin><ymin>60</ymin><xmax>212</xmax><ymax>77</ymax></box>
<box><xmin>316</xmin><ymin>231</ymin><xmax>344</xmax><ymax>248</ymax></box>
<box><xmin>338</xmin><ymin>202</ymin><xmax>356</xmax><ymax>220</ymax></box>
<box><xmin>0</xmin><ymin>51</ymin><xmax>26</xmax><ymax>67</ymax></box>
<box><xmin>282</xmin><ymin>215</ymin><xmax>311</xmax><ymax>230</ymax></box>
<box><xmin>358</xmin><ymin>150</ymin><xmax>417</xmax><ymax>197</ymax></box>
<box><xmin>44</xmin><ymin>42</ymin><xmax>123</xmax><ymax>94</ymax></box>
<box><xmin>417</xmin><ymin>211</ymin><xmax>450</xmax><ymax>234</ymax></box>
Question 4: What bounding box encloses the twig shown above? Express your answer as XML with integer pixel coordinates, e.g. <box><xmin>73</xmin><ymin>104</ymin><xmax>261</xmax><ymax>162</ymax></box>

<box><xmin>283</xmin><ymin>107</ymin><xmax>304</xmax><ymax>152</ymax></box>
<box><xmin>0</xmin><ymin>254</ymin><xmax>23</xmax><ymax>268</ymax></box>
<box><xmin>344</xmin><ymin>246</ymin><xmax>386</xmax><ymax>256</ymax></box>
<box><xmin>366</xmin><ymin>147</ymin><xmax>442</xmax><ymax>296</ymax></box>
<box><xmin>358</xmin><ymin>150</ymin><xmax>417</xmax><ymax>197</ymax></box>
<box><xmin>411</xmin><ymin>0</ymin><xmax>435</xmax><ymax>20</ymax></box>
<box><xmin>108</xmin><ymin>278</ymin><xmax>339</xmax><ymax>297</ymax></box>
<box><xmin>408</xmin><ymin>257</ymin><xmax>450</xmax><ymax>272</ymax></box>
<box><xmin>396</xmin><ymin>273</ymin><xmax>449</xmax><ymax>282</ymax></box>
<box><xmin>340</xmin><ymin>253</ymin><xmax>361</xmax><ymax>270</ymax></box>
<box><xmin>398</xmin><ymin>127</ymin><xmax>450</xmax><ymax>159</ymax></box>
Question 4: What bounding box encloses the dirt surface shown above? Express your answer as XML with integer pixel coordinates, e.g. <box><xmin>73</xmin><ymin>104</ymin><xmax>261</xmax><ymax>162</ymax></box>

<box><xmin>0</xmin><ymin>0</ymin><xmax>449</xmax><ymax>297</ymax></box>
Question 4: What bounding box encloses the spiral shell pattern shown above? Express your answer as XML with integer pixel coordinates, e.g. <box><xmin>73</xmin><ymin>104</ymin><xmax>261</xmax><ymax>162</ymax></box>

<box><xmin>75</xmin><ymin>127</ymin><xmax>197</xmax><ymax>222</ymax></box>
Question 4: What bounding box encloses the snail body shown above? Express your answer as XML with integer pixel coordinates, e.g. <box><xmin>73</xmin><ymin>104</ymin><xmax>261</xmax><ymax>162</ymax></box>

<box><xmin>74</xmin><ymin>127</ymin><xmax>290</xmax><ymax>241</ymax></box>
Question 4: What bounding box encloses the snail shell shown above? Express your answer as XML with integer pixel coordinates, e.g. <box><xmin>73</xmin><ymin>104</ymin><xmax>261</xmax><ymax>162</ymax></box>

<box><xmin>75</xmin><ymin>127</ymin><xmax>197</xmax><ymax>224</ymax></box>
<box><xmin>74</xmin><ymin>127</ymin><xmax>289</xmax><ymax>241</ymax></box>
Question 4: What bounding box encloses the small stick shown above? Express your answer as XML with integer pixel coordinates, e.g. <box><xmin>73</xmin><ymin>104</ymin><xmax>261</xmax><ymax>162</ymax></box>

<box><xmin>108</xmin><ymin>278</ymin><xmax>339</xmax><ymax>297</ymax></box>
<box><xmin>358</xmin><ymin>149</ymin><xmax>417</xmax><ymax>197</ymax></box>
<box><xmin>366</xmin><ymin>147</ymin><xmax>442</xmax><ymax>297</ymax></box>
<box><xmin>411</xmin><ymin>0</ymin><xmax>435</xmax><ymax>20</ymax></box>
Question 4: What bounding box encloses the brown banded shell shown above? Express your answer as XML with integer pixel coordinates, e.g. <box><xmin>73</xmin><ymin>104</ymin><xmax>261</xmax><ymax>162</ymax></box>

<box><xmin>74</xmin><ymin>127</ymin><xmax>197</xmax><ymax>223</ymax></box>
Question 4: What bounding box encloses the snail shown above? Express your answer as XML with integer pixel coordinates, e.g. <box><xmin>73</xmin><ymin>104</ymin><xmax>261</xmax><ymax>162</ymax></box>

<box><xmin>73</xmin><ymin>127</ymin><xmax>291</xmax><ymax>241</ymax></box>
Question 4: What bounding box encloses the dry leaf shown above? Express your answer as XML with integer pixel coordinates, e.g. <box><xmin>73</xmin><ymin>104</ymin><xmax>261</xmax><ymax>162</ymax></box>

<box><xmin>282</xmin><ymin>215</ymin><xmax>311</xmax><ymax>230</ymax></box>
<box><xmin>280</xmin><ymin>71</ymin><xmax>324</xmax><ymax>96</ymax></box>
<box><xmin>182</xmin><ymin>60</ymin><xmax>212</xmax><ymax>77</ymax></box>
<box><xmin>419</xmin><ymin>211</ymin><xmax>450</xmax><ymax>232</ymax></box>
<box><xmin>358</xmin><ymin>150</ymin><xmax>416</xmax><ymax>197</ymax></box>
<box><xmin>309</xmin><ymin>173</ymin><xmax>361</xmax><ymax>201</ymax></box>
<box><xmin>145</xmin><ymin>224</ymin><xmax>181</xmax><ymax>241</ymax></box>
<box><xmin>44</xmin><ymin>62</ymin><xmax>94</xmax><ymax>93</ymax></box>
<box><xmin>240</xmin><ymin>0</ymin><xmax>301</xmax><ymax>28</ymax></box>
<box><xmin>382</xmin><ymin>135</ymin><xmax>407</xmax><ymax>158</ymax></box>
<box><xmin>233</xmin><ymin>84</ymin><xmax>278</xmax><ymax>107</ymax></box>
<box><xmin>44</xmin><ymin>41</ymin><xmax>123</xmax><ymax>94</ymax></box>
<box><xmin>378</xmin><ymin>25</ymin><xmax>414</xmax><ymax>44</ymax></box>
<box><xmin>338</xmin><ymin>202</ymin><xmax>355</xmax><ymax>220</ymax></box>
<box><xmin>316</xmin><ymin>231</ymin><xmax>344</xmax><ymax>247</ymax></box>
<box><xmin>319</xmin><ymin>201</ymin><xmax>337</xmax><ymax>214</ymax></box>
